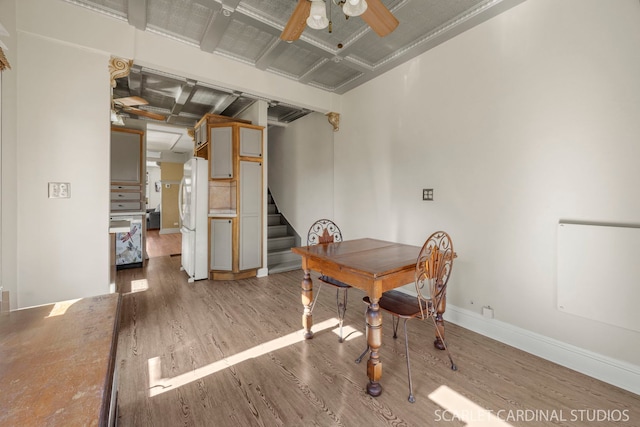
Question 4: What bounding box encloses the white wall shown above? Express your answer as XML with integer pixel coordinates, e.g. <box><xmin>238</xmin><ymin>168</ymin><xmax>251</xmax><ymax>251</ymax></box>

<box><xmin>268</xmin><ymin>112</ymin><xmax>335</xmax><ymax>236</ymax></box>
<box><xmin>16</xmin><ymin>32</ymin><xmax>111</xmax><ymax>306</ymax></box>
<box><xmin>147</xmin><ymin>166</ymin><xmax>161</xmax><ymax>210</ymax></box>
<box><xmin>0</xmin><ymin>2</ymin><xmax>18</xmax><ymax>309</ymax></box>
<box><xmin>335</xmin><ymin>0</ymin><xmax>640</xmax><ymax>367</ymax></box>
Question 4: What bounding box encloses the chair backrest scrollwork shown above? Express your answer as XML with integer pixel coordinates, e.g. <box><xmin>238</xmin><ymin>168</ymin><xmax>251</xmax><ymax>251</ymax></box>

<box><xmin>307</xmin><ymin>219</ymin><xmax>343</xmax><ymax>246</ymax></box>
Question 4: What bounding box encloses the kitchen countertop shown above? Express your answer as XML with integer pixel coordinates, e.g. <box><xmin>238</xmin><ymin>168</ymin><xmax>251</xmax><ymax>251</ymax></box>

<box><xmin>109</xmin><ymin>219</ymin><xmax>131</xmax><ymax>233</ymax></box>
<box><xmin>208</xmin><ymin>210</ymin><xmax>237</xmax><ymax>218</ymax></box>
<box><xmin>109</xmin><ymin>211</ymin><xmax>146</xmax><ymax>217</ymax></box>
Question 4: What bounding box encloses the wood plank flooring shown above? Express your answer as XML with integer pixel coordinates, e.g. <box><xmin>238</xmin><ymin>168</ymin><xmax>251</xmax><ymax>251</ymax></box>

<box><xmin>115</xmin><ymin>257</ymin><xmax>640</xmax><ymax>426</ymax></box>
<box><xmin>146</xmin><ymin>229</ymin><xmax>181</xmax><ymax>258</ymax></box>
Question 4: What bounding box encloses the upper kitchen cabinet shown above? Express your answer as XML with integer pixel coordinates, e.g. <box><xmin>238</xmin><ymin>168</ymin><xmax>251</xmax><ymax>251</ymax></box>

<box><xmin>209</xmin><ymin>122</ymin><xmax>264</xmax><ymax>180</ymax></box>
<box><xmin>193</xmin><ymin>113</ymin><xmax>251</xmax><ymax>161</ymax></box>
<box><xmin>111</xmin><ymin>128</ymin><xmax>143</xmax><ymax>184</ymax></box>
<box><xmin>239</xmin><ymin>127</ymin><xmax>263</xmax><ymax>158</ymax></box>
<box><xmin>210</xmin><ymin>127</ymin><xmax>233</xmax><ymax>179</ymax></box>
<box><xmin>110</xmin><ymin>127</ymin><xmax>144</xmax><ymax>213</ymax></box>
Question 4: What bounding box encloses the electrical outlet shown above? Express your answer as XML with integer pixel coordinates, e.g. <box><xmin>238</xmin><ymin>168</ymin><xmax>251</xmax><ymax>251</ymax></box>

<box><xmin>422</xmin><ymin>188</ymin><xmax>434</xmax><ymax>201</ymax></box>
<box><xmin>482</xmin><ymin>306</ymin><xmax>494</xmax><ymax>319</ymax></box>
<box><xmin>48</xmin><ymin>182</ymin><xmax>71</xmax><ymax>199</ymax></box>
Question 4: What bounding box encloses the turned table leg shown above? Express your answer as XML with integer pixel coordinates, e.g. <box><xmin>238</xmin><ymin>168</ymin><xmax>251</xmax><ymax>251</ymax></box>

<box><xmin>301</xmin><ymin>269</ymin><xmax>314</xmax><ymax>339</ymax></box>
<box><xmin>366</xmin><ymin>299</ymin><xmax>383</xmax><ymax>396</ymax></box>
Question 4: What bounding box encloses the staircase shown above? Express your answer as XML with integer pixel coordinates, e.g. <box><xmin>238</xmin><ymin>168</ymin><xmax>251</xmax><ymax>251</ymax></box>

<box><xmin>267</xmin><ymin>193</ymin><xmax>302</xmax><ymax>273</ymax></box>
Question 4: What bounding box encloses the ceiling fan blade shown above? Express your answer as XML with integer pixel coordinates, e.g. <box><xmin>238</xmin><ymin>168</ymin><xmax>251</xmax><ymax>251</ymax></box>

<box><xmin>280</xmin><ymin>0</ymin><xmax>311</xmax><ymax>42</ymax></box>
<box><xmin>123</xmin><ymin>106</ymin><xmax>166</xmax><ymax>121</ymax></box>
<box><xmin>113</xmin><ymin>96</ymin><xmax>149</xmax><ymax>107</ymax></box>
<box><xmin>361</xmin><ymin>0</ymin><xmax>399</xmax><ymax>37</ymax></box>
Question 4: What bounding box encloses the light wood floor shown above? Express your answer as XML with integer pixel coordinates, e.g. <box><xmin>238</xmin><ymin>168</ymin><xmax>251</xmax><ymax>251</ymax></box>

<box><xmin>115</xmin><ymin>257</ymin><xmax>639</xmax><ymax>426</ymax></box>
<box><xmin>146</xmin><ymin>229</ymin><xmax>181</xmax><ymax>258</ymax></box>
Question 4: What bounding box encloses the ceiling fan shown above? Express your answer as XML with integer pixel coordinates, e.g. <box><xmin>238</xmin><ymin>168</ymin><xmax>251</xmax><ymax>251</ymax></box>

<box><xmin>280</xmin><ymin>0</ymin><xmax>399</xmax><ymax>42</ymax></box>
<box><xmin>112</xmin><ymin>96</ymin><xmax>167</xmax><ymax>122</ymax></box>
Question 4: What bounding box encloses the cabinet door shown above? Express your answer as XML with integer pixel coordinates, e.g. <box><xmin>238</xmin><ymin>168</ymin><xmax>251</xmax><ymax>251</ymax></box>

<box><xmin>111</xmin><ymin>129</ymin><xmax>142</xmax><ymax>183</ymax></box>
<box><xmin>210</xmin><ymin>127</ymin><xmax>233</xmax><ymax>178</ymax></box>
<box><xmin>239</xmin><ymin>161</ymin><xmax>262</xmax><ymax>270</ymax></box>
<box><xmin>239</xmin><ymin>127</ymin><xmax>262</xmax><ymax>158</ymax></box>
<box><xmin>210</xmin><ymin>219</ymin><xmax>233</xmax><ymax>271</ymax></box>
<box><xmin>195</xmin><ymin>124</ymin><xmax>201</xmax><ymax>147</ymax></box>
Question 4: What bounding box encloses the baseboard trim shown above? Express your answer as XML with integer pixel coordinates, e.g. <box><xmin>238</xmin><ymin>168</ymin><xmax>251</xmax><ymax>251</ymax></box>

<box><xmin>447</xmin><ymin>304</ymin><xmax>640</xmax><ymax>395</ymax></box>
<box><xmin>159</xmin><ymin>228</ymin><xmax>180</xmax><ymax>235</ymax></box>
<box><xmin>257</xmin><ymin>267</ymin><xmax>269</xmax><ymax>278</ymax></box>
<box><xmin>397</xmin><ymin>288</ymin><xmax>640</xmax><ymax>396</ymax></box>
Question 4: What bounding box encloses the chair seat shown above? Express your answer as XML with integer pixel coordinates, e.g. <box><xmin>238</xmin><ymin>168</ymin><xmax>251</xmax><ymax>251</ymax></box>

<box><xmin>363</xmin><ymin>290</ymin><xmax>428</xmax><ymax>318</ymax></box>
<box><xmin>319</xmin><ymin>275</ymin><xmax>351</xmax><ymax>288</ymax></box>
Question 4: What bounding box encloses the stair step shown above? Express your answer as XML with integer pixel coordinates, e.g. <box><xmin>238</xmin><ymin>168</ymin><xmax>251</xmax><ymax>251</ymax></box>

<box><xmin>268</xmin><ymin>260</ymin><xmax>302</xmax><ymax>274</ymax></box>
<box><xmin>267</xmin><ymin>248</ymin><xmax>300</xmax><ymax>265</ymax></box>
<box><xmin>267</xmin><ymin>204</ymin><xmax>277</xmax><ymax>214</ymax></box>
<box><xmin>268</xmin><ymin>235</ymin><xmax>296</xmax><ymax>251</ymax></box>
<box><xmin>268</xmin><ymin>214</ymin><xmax>282</xmax><ymax>226</ymax></box>
<box><xmin>268</xmin><ymin>224</ymin><xmax>288</xmax><ymax>238</ymax></box>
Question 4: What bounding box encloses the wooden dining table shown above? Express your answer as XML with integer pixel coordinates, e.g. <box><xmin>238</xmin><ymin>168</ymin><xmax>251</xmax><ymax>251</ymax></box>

<box><xmin>291</xmin><ymin>238</ymin><xmax>421</xmax><ymax>397</ymax></box>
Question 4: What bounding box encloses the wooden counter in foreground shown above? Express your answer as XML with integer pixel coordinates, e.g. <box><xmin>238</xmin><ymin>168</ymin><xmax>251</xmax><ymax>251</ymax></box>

<box><xmin>0</xmin><ymin>293</ymin><xmax>121</xmax><ymax>426</ymax></box>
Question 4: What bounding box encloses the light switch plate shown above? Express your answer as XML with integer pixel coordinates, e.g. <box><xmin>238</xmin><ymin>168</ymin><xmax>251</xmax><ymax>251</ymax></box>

<box><xmin>422</xmin><ymin>188</ymin><xmax>434</xmax><ymax>201</ymax></box>
<box><xmin>49</xmin><ymin>182</ymin><xmax>71</xmax><ymax>199</ymax></box>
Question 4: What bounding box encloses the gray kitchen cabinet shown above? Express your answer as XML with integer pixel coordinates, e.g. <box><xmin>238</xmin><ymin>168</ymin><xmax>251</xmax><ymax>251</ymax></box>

<box><xmin>110</xmin><ymin>128</ymin><xmax>142</xmax><ymax>183</ymax></box>
<box><xmin>239</xmin><ymin>127</ymin><xmax>263</xmax><ymax>158</ymax></box>
<box><xmin>205</xmin><ymin>120</ymin><xmax>264</xmax><ymax>280</ymax></box>
<box><xmin>210</xmin><ymin>218</ymin><xmax>233</xmax><ymax>271</ymax></box>
<box><xmin>239</xmin><ymin>160</ymin><xmax>262</xmax><ymax>270</ymax></box>
<box><xmin>110</xmin><ymin>128</ymin><xmax>144</xmax><ymax>214</ymax></box>
<box><xmin>210</xmin><ymin>127</ymin><xmax>233</xmax><ymax>179</ymax></box>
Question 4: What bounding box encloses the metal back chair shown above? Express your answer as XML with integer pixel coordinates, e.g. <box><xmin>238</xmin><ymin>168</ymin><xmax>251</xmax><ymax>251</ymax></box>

<box><xmin>358</xmin><ymin>231</ymin><xmax>456</xmax><ymax>402</ymax></box>
<box><xmin>306</xmin><ymin>219</ymin><xmax>351</xmax><ymax>342</ymax></box>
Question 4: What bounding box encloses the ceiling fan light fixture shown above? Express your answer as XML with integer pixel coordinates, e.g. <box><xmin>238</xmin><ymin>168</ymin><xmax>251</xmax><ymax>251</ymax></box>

<box><xmin>307</xmin><ymin>0</ymin><xmax>329</xmax><ymax>30</ymax></box>
<box><xmin>342</xmin><ymin>0</ymin><xmax>367</xmax><ymax>17</ymax></box>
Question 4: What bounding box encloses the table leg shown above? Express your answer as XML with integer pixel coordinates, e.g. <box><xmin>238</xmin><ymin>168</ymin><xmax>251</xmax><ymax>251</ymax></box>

<box><xmin>301</xmin><ymin>269</ymin><xmax>314</xmax><ymax>339</ymax></box>
<box><xmin>366</xmin><ymin>299</ymin><xmax>383</xmax><ymax>396</ymax></box>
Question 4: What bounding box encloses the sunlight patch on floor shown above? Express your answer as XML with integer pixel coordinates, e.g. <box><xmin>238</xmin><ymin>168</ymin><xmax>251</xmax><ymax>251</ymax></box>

<box><xmin>126</xmin><ymin>279</ymin><xmax>149</xmax><ymax>294</ymax></box>
<box><xmin>147</xmin><ymin>317</ymin><xmax>340</xmax><ymax>397</ymax></box>
<box><xmin>429</xmin><ymin>385</ymin><xmax>513</xmax><ymax>426</ymax></box>
<box><xmin>331</xmin><ymin>324</ymin><xmax>363</xmax><ymax>341</ymax></box>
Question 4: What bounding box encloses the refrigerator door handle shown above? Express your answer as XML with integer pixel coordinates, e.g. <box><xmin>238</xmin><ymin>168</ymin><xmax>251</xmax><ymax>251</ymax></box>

<box><xmin>178</xmin><ymin>176</ymin><xmax>186</xmax><ymax>229</ymax></box>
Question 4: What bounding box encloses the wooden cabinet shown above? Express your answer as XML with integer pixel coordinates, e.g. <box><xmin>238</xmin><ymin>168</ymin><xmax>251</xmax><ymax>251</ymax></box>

<box><xmin>193</xmin><ymin>113</ymin><xmax>248</xmax><ymax>161</ymax></box>
<box><xmin>211</xmin><ymin>127</ymin><xmax>233</xmax><ymax>179</ymax></box>
<box><xmin>239</xmin><ymin>160</ymin><xmax>262</xmax><ymax>270</ymax></box>
<box><xmin>111</xmin><ymin>128</ymin><xmax>143</xmax><ymax>183</ymax></box>
<box><xmin>210</xmin><ymin>218</ymin><xmax>233</xmax><ymax>271</ymax></box>
<box><xmin>201</xmin><ymin>116</ymin><xmax>263</xmax><ymax>280</ymax></box>
<box><xmin>110</xmin><ymin>128</ymin><xmax>144</xmax><ymax>213</ymax></box>
<box><xmin>239</xmin><ymin>127</ymin><xmax>263</xmax><ymax>157</ymax></box>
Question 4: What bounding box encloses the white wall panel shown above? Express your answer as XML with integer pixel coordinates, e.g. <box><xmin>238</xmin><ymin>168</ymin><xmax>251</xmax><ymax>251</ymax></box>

<box><xmin>557</xmin><ymin>222</ymin><xmax>640</xmax><ymax>332</ymax></box>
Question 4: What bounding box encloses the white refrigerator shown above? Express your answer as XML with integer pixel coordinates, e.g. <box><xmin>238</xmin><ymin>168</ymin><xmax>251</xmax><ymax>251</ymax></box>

<box><xmin>179</xmin><ymin>157</ymin><xmax>208</xmax><ymax>282</ymax></box>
